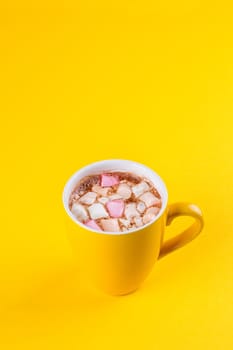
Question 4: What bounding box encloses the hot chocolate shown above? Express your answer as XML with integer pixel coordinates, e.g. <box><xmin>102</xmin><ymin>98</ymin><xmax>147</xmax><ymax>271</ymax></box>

<box><xmin>69</xmin><ymin>171</ymin><xmax>162</xmax><ymax>232</ymax></box>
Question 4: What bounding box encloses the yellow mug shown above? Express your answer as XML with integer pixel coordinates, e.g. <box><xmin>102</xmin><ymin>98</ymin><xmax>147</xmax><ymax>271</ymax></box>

<box><xmin>62</xmin><ymin>160</ymin><xmax>204</xmax><ymax>295</ymax></box>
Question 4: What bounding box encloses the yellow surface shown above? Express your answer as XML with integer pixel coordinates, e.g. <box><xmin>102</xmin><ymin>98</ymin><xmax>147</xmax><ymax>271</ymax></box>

<box><xmin>0</xmin><ymin>1</ymin><xmax>233</xmax><ymax>349</ymax></box>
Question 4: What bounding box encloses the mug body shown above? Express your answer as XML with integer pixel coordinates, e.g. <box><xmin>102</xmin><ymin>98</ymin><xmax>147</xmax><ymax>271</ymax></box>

<box><xmin>63</xmin><ymin>160</ymin><xmax>168</xmax><ymax>295</ymax></box>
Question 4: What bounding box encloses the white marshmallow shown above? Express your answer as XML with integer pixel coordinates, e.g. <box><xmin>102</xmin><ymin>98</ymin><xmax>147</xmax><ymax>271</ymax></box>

<box><xmin>142</xmin><ymin>207</ymin><xmax>160</xmax><ymax>225</ymax></box>
<box><xmin>70</xmin><ymin>193</ymin><xmax>80</xmax><ymax>202</ymax></box>
<box><xmin>71</xmin><ymin>203</ymin><xmax>89</xmax><ymax>222</ymax></box>
<box><xmin>119</xmin><ymin>218</ymin><xmax>131</xmax><ymax>228</ymax></box>
<box><xmin>116</xmin><ymin>183</ymin><xmax>132</xmax><ymax>199</ymax></box>
<box><xmin>79</xmin><ymin>191</ymin><xmax>97</xmax><ymax>205</ymax></box>
<box><xmin>88</xmin><ymin>203</ymin><xmax>109</xmax><ymax>220</ymax></box>
<box><xmin>132</xmin><ymin>181</ymin><xmax>149</xmax><ymax>198</ymax></box>
<box><xmin>124</xmin><ymin>203</ymin><xmax>139</xmax><ymax>220</ymax></box>
<box><xmin>101</xmin><ymin>219</ymin><xmax>120</xmax><ymax>232</ymax></box>
<box><xmin>98</xmin><ymin>197</ymin><xmax>109</xmax><ymax>204</ymax></box>
<box><xmin>134</xmin><ymin>216</ymin><xmax>143</xmax><ymax>227</ymax></box>
<box><xmin>108</xmin><ymin>194</ymin><xmax>123</xmax><ymax>200</ymax></box>
<box><xmin>142</xmin><ymin>212</ymin><xmax>156</xmax><ymax>224</ymax></box>
<box><xmin>92</xmin><ymin>185</ymin><xmax>110</xmax><ymax>197</ymax></box>
<box><xmin>145</xmin><ymin>207</ymin><xmax>160</xmax><ymax>216</ymax></box>
<box><xmin>137</xmin><ymin>201</ymin><xmax>146</xmax><ymax>213</ymax></box>
<box><xmin>139</xmin><ymin>191</ymin><xmax>161</xmax><ymax>207</ymax></box>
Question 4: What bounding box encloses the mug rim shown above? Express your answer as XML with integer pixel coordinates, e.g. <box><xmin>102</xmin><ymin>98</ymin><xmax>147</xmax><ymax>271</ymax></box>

<box><xmin>62</xmin><ymin>159</ymin><xmax>168</xmax><ymax>235</ymax></box>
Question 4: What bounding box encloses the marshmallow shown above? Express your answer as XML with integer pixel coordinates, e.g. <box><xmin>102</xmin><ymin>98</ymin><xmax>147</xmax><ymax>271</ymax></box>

<box><xmin>119</xmin><ymin>218</ymin><xmax>131</xmax><ymax>228</ymax></box>
<box><xmin>85</xmin><ymin>219</ymin><xmax>101</xmax><ymax>230</ymax></box>
<box><xmin>101</xmin><ymin>174</ymin><xmax>119</xmax><ymax>187</ymax></box>
<box><xmin>142</xmin><ymin>213</ymin><xmax>156</xmax><ymax>224</ymax></box>
<box><xmin>101</xmin><ymin>219</ymin><xmax>120</xmax><ymax>232</ymax></box>
<box><xmin>106</xmin><ymin>200</ymin><xmax>124</xmax><ymax>218</ymax></box>
<box><xmin>139</xmin><ymin>191</ymin><xmax>160</xmax><ymax>207</ymax></box>
<box><xmin>145</xmin><ymin>206</ymin><xmax>160</xmax><ymax>216</ymax></box>
<box><xmin>98</xmin><ymin>197</ymin><xmax>109</xmax><ymax>204</ymax></box>
<box><xmin>124</xmin><ymin>203</ymin><xmax>139</xmax><ymax>220</ymax></box>
<box><xmin>88</xmin><ymin>203</ymin><xmax>109</xmax><ymax>220</ymax></box>
<box><xmin>71</xmin><ymin>203</ymin><xmax>89</xmax><ymax>222</ymax></box>
<box><xmin>137</xmin><ymin>201</ymin><xmax>146</xmax><ymax>213</ymax></box>
<box><xmin>92</xmin><ymin>185</ymin><xmax>110</xmax><ymax>197</ymax></box>
<box><xmin>116</xmin><ymin>183</ymin><xmax>132</xmax><ymax>199</ymax></box>
<box><xmin>134</xmin><ymin>216</ymin><xmax>143</xmax><ymax>227</ymax></box>
<box><xmin>70</xmin><ymin>193</ymin><xmax>80</xmax><ymax>202</ymax></box>
<box><xmin>79</xmin><ymin>191</ymin><xmax>97</xmax><ymax>205</ymax></box>
<box><xmin>132</xmin><ymin>181</ymin><xmax>149</xmax><ymax>198</ymax></box>
<box><xmin>108</xmin><ymin>194</ymin><xmax>123</xmax><ymax>200</ymax></box>
<box><xmin>142</xmin><ymin>207</ymin><xmax>160</xmax><ymax>225</ymax></box>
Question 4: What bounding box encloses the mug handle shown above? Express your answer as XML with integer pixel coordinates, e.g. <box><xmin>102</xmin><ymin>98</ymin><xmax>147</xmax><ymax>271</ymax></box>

<box><xmin>158</xmin><ymin>202</ymin><xmax>204</xmax><ymax>259</ymax></box>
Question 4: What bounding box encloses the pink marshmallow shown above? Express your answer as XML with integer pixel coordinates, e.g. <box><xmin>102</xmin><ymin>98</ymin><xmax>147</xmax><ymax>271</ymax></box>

<box><xmin>84</xmin><ymin>220</ymin><xmax>101</xmax><ymax>231</ymax></box>
<box><xmin>106</xmin><ymin>199</ymin><xmax>124</xmax><ymax>218</ymax></box>
<box><xmin>101</xmin><ymin>174</ymin><xmax>119</xmax><ymax>187</ymax></box>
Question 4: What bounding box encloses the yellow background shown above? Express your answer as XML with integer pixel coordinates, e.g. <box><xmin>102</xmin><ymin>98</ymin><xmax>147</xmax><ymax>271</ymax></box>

<box><xmin>1</xmin><ymin>1</ymin><xmax>233</xmax><ymax>349</ymax></box>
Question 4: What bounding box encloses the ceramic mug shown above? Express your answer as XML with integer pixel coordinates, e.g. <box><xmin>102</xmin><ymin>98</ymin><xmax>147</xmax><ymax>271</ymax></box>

<box><xmin>62</xmin><ymin>160</ymin><xmax>204</xmax><ymax>295</ymax></box>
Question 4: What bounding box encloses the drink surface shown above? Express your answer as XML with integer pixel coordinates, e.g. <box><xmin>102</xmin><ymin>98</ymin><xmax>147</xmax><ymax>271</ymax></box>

<box><xmin>69</xmin><ymin>172</ymin><xmax>162</xmax><ymax>232</ymax></box>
